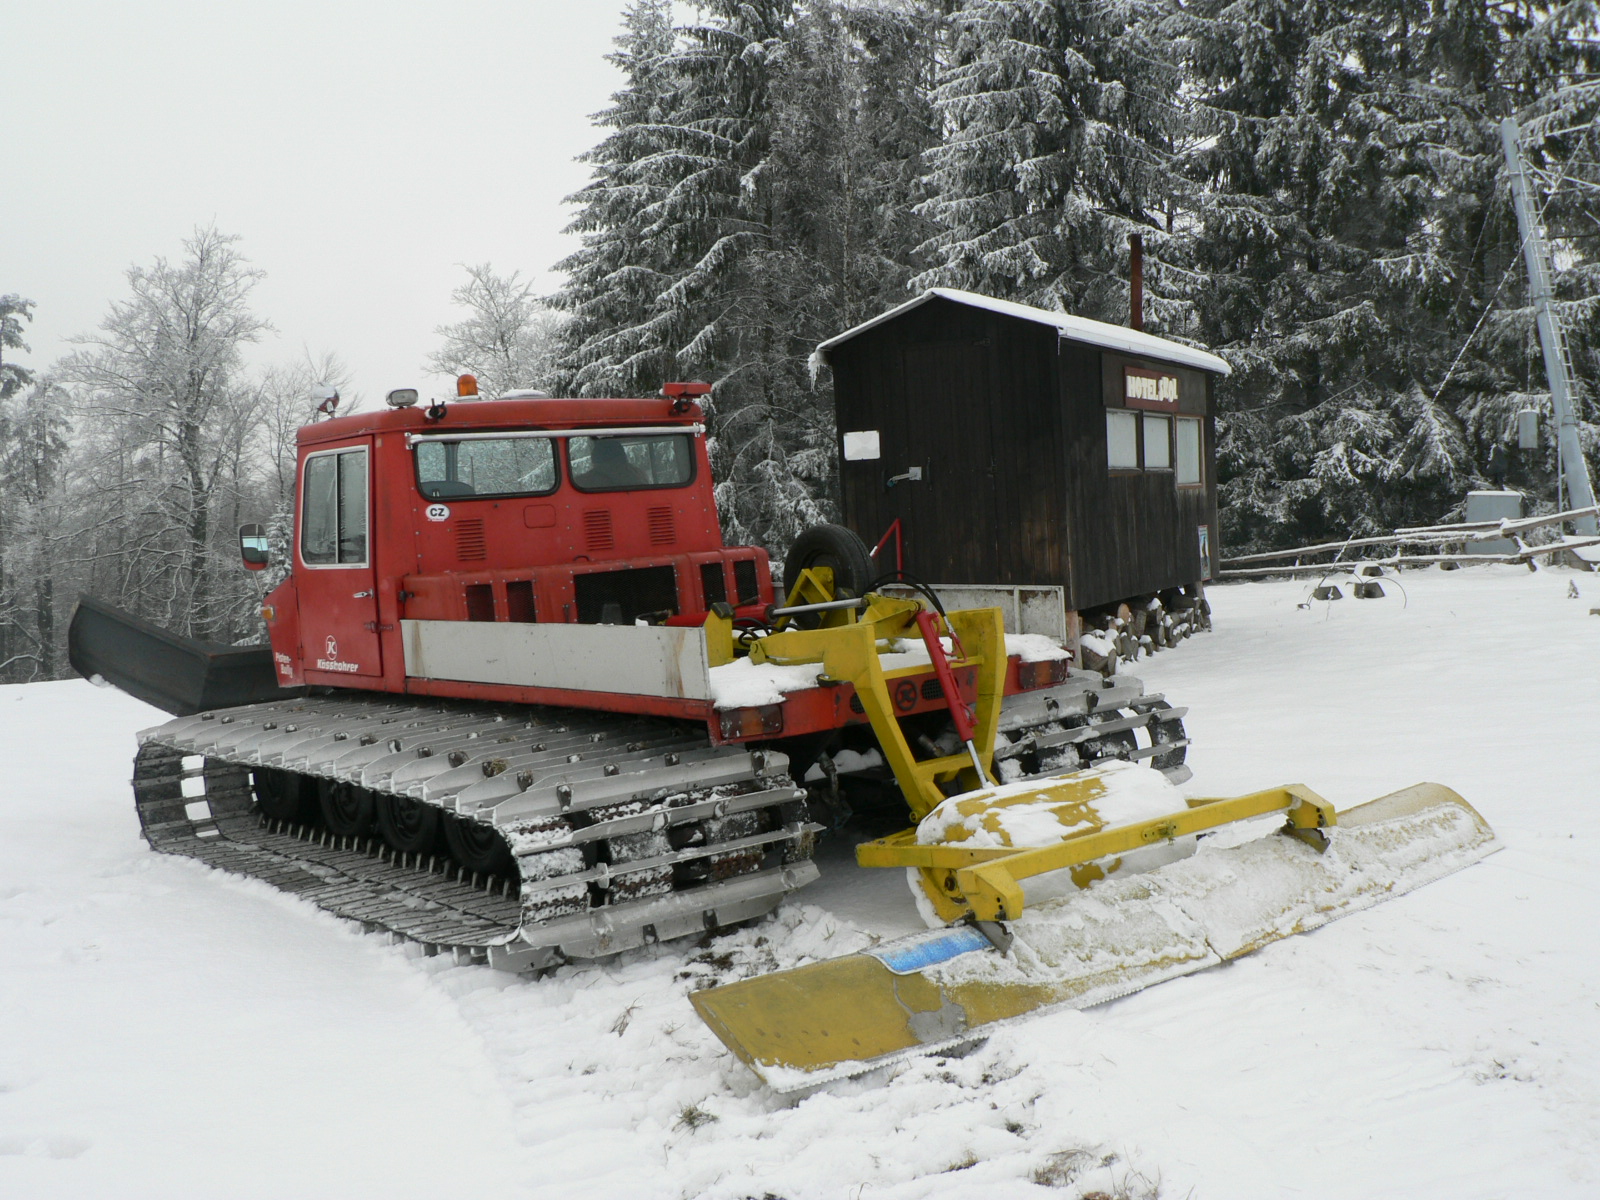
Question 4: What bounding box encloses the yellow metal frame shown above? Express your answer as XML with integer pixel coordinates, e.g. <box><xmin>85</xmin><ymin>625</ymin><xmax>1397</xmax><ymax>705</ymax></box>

<box><xmin>749</xmin><ymin>595</ymin><xmax>1007</xmax><ymax>819</ymax></box>
<box><xmin>859</xmin><ymin>784</ymin><xmax>1337</xmax><ymax>922</ymax></box>
<box><xmin>776</xmin><ymin>566</ymin><xmax>854</xmax><ymax>628</ymax></box>
<box><xmin>731</xmin><ymin>574</ymin><xmax>1337</xmax><ymax>929</ymax></box>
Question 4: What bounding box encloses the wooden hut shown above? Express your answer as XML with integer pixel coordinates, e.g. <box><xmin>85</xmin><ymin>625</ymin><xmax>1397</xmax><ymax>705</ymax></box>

<box><xmin>814</xmin><ymin>288</ymin><xmax>1230</xmax><ymax>643</ymax></box>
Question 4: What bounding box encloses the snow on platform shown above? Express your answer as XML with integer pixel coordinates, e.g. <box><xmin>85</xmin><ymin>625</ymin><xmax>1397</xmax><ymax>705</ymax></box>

<box><xmin>3</xmin><ymin>562</ymin><xmax>1599</xmax><ymax>1198</ymax></box>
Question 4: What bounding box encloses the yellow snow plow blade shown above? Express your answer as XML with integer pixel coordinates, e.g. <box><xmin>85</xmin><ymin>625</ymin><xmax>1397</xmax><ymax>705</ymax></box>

<box><xmin>690</xmin><ymin>783</ymin><xmax>1497</xmax><ymax>1091</ymax></box>
<box><xmin>861</xmin><ymin>770</ymin><xmax>1339</xmax><ymax>924</ymax></box>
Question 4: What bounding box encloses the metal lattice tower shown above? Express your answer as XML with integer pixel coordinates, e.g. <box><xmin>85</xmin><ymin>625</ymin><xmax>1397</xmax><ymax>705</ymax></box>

<box><xmin>1500</xmin><ymin>116</ymin><xmax>1598</xmax><ymax>536</ymax></box>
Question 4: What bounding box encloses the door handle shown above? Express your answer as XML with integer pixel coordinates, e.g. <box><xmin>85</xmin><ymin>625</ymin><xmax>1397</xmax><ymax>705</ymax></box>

<box><xmin>353</xmin><ymin>590</ymin><xmax>373</xmax><ymax>599</ymax></box>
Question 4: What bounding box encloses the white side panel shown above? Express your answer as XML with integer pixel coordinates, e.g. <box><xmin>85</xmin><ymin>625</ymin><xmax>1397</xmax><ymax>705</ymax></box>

<box><xmin>882</xmin><ymin>584</ymin><xmax>1067</xmax><ymax>642</ymax></box>
<box><xmin>401</xmin><ymin>620</ymin><xmax>712</xmax><ymax>701</ymax></box>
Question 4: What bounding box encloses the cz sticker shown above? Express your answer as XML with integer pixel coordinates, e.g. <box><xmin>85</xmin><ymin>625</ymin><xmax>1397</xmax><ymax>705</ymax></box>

<box><xmin>425</xmin><ymin>503</ymin><xmax>451</xmax><ymax>522</ymax></box>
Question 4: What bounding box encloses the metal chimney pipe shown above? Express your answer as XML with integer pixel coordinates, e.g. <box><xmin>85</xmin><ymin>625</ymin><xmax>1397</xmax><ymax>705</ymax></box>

<box><xmin>1128</xmin><ymin>233</ymin><xmax>1144</xmax><ymax>332</ymax></box>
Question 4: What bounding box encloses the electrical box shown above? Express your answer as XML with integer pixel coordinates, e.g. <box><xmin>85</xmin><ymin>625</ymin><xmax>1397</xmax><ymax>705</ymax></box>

<box><xmin>1465</xmin><ymin>489</ymin><xmax>1523</xmax><ymax>554</ymax></box>
<box><xmin>1517</xmin><ymin>408</ymin><xmax>1540</xmax><ymax>450</ymax></box>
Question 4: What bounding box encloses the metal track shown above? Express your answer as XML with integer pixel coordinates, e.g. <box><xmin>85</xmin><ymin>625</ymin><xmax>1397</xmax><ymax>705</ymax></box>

<box><xmin>993</xmin><ymin>674</ymin><xmax>1191</xmax><ymax>783</ymax></box>
<box><xmin>129</xmin><ymin>675</ymin><xmax>1188</xmax><ymax>970</ymax></box>
<box><xmin>135</xmin><ymin>694</ymin><xmax>819</xmax><ymax>971</ymax></box>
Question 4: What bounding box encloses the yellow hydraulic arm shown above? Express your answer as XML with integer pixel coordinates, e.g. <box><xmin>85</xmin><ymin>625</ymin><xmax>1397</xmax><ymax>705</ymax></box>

<box><xmin>749</xmin><ymin>590</ymin><xmax>1007</xmax><ymax>821</ymax></box>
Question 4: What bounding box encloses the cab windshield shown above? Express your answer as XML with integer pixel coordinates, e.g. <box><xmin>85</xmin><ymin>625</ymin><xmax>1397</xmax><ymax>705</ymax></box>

<box><xmin>568</xmin><ymin>434</ymin><xmax>693</xmax><ymax>492</ymax></box>
<box><xmin>415</xmin><ymin>437</ymin><xmax>559</xmax><ymax>499</ymax></box>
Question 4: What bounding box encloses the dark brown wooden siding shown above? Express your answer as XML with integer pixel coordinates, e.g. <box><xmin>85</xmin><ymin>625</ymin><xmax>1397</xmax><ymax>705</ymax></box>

<box><xmin>833</xmin><ymin>299</ymin><xmax>1063</xmax><ymax>587</ymax></box>
<box><xmin>830</xmin><ymin>294</ymin><xmax>1219</xmax><ymax>612</ymax></box>
<box><xmin>1059</xmin><ymin>342</ymin><xmax>1220</xmax><ymax>609</ymax></box>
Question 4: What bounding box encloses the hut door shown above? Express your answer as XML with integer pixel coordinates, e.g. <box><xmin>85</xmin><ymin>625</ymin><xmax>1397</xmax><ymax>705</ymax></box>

<box><xmin>892</xmin><ymin>342</ymin><xmax>998</xmax><ymax>583</ymax></box>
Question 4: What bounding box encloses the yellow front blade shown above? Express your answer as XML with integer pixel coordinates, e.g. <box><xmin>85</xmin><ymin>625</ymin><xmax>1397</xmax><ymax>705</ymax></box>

<box><xmin>691</xmin><ymin>784</ymin><xmax>1497</xmax><ymax>1091</ymax></box>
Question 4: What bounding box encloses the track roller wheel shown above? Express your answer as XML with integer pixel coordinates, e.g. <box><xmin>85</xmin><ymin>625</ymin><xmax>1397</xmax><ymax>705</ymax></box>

<box><xmin>1146</xmin><ymin>700</ymin><xmax>1188</xmax><ymax>771</ymax></box>
<box><xmin>321</xmin><ymin>780</ymin><xmax>376</xmax><ymax>837</ymax></box>
<box><xmin>1081</xmin><ymin>713</ymin><xmax>1138</xmax><ymax>764</ymax></box>
<box><xmin>442</xmin><ymin>813</ymin><xmax>514</xmax><ymax>876</ymax></box>
<box><xmin>253</xmin><ymin>768</ymin><xmax>316</xmax><ymax>823</ymax></box>
<box><xmin>376</xmin><ymin>793</ymin><xmax>441</xmax><ymax>855</ymax></box>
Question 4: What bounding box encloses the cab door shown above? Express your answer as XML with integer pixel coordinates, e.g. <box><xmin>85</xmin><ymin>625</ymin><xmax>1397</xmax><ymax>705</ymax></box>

<box><xmin>295</xmin><ymin>441</ymin><xmax>383</xmax><ymax>679</ymax></box>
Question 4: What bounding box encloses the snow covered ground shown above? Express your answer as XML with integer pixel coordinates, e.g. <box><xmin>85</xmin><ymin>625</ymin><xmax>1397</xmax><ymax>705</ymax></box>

<box><xmin>3</xmin><ymin>564</ymin><xmax>1597</xmax><ymax>1199</ymax></box>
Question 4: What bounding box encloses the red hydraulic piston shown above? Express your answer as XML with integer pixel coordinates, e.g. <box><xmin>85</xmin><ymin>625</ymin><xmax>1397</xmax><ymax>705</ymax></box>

<box><xmin>913</xmin><ymin>608</ymin><xmax>975</xmax><ymax>744</ymax></box>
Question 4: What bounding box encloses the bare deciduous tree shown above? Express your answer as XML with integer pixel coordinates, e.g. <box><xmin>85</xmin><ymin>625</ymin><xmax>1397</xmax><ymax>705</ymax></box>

<box><xmin>428</xmin><ymin>263</ymin><xmax>567</xmax><ymax>399</ymax></box>
<box><xmin>59</xmin><ymin>226</ymin><xmax>271</xmax><ymax>638</ymax></box>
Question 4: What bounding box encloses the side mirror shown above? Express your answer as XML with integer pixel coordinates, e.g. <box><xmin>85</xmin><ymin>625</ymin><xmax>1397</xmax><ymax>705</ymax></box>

<box><xmin>239</xmin><ymin>523</ymin><xmax>270</xmax><ymax>570</ymax></box>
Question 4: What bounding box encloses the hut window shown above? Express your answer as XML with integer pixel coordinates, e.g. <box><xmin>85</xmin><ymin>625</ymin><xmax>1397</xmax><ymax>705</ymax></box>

<box><xmin>1106</xmin><ymin>410</ymin><xmax>1139</xmax><ymax>469</ymax></box>
<box><xmin>1176</xmin><ymin>418</ymin><xmax>1203</xmax><ymax>485</ymax></box>
<box><xmin>1143</xmin><ymin>415</ymin><xmax>1171</xmax><ymax>470</ymax></box>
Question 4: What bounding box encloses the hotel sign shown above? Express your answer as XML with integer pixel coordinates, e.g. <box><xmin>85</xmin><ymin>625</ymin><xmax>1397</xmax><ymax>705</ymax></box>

<box><xmin>1123</xmin><ymin>366</ymin><xmax>1180</xmax><ymax>411</ymax></box>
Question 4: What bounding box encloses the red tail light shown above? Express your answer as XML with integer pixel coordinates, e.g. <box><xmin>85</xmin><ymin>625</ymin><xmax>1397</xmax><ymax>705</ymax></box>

<box><xmin>719</xmin><ymin>704</ymin><xmax>784</xmax><ymax>741</ymax></box>
<box><xmin>1016</xmin><ymin>657</ymin><xmax>1070</xmax><ymax>691</ymax></box>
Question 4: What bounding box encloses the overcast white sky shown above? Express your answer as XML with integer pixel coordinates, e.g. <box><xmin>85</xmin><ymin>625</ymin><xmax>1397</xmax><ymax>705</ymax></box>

<box><xmin>5</xmin><ymin>1</ymin><xmax>631</xmax><ymax>405</ymax></box>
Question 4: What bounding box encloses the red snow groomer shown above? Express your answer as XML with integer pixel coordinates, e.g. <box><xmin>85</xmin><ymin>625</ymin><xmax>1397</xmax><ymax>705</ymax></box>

<box><xmin>70</xmin><ymin>377</ymin><xmax>1497</xmax><ymax>1090</ymax></box>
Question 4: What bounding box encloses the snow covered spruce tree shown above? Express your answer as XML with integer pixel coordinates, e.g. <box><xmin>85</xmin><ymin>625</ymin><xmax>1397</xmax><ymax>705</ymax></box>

<box><xmin>554</xmin><ymin>0</ymin><xmax>690</xmax><ymax>398</ymax></box>
<box><xmin>0</xmin><ymin>378</ymin><xmax>71</xmax><ymax>680</ymax></box>
<box><xmin>0</xmin><ymin>294</ymin><xmax>34</xmax><ymax>405</ymax></box>
<box><xmin>0</xmin><ymin>293</ymin><xmax>68</xmax><ymax>681</ymax></box>
<box><xmin>1174</xmin><ymin>0</ymin><xmax>1600</xmax><ymax>551</ymax></box>
<box><xmin>687</xmin><ymin>0</ymin><xmax>945</xmax><ymax>553</ymax></box>
<box><xmin>429</xmin><ymin>264</ymin><xmax>568</xmax><ymax>399</ymax></box>
<box><xmin>912</xmin><ymin>0</ymin><xmax>1184</xmax><ymax>322</ymax></box>
<box><xmin>58</xmin><ymin>227</ymin><xmax>272</xmax><ymax>642</ymax></box>
<box><xmin>558</xmin><ymin>1</ymin><xmax>941</xmax><ymax>556</ymax></box>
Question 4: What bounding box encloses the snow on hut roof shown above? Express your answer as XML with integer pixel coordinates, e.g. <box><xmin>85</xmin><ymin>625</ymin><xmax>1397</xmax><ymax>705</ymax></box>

<box><xmin>814</xmin><ymin>287</ymin><xmax>1232</xmax><ymax>376</ymax></box>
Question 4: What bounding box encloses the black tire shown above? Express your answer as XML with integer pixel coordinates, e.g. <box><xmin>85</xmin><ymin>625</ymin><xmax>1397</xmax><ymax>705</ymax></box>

<box><xmin>320</xmin><ymin>780</ymin><xmax>376</xmax><ymax>837</ymax></box>
<box><xmin>376</xmin><ymin>792</ymin><xmax>441</xmax><ymax>855</ymax></box>
<box><xmin>442</xmin><ymin>813</ymin><xmax>515</xmax><ymax>876</ymax></box>
<box><xmin>782</xmin><ymin>524</ymin><xmax>874</xmax><ymax>622</ymax></box>
<box><xmin>254</xmin><ymin>768</ymin><xmax>315</xmax><ymax>823</ymax></box>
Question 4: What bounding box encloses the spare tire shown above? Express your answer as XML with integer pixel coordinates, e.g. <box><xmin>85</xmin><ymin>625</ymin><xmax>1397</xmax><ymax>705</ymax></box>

<box><xmin>782</xmin><ymin>524</ymin><xmax>874</xmax><ymax>617</ymax></box>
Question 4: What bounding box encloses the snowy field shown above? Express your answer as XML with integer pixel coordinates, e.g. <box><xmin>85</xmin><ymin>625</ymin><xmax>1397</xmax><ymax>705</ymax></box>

<box><xmin>2</xmin><ymin>564</ymin><xmax>1597</xmax><ymax>1199</ymax></box>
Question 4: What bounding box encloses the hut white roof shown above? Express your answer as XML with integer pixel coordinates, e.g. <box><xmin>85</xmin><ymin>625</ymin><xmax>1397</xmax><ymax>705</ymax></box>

<box><xmin>814</xmin><ymin>287</ymin><xmax>1232</xmax><ymax>377</ymax></box>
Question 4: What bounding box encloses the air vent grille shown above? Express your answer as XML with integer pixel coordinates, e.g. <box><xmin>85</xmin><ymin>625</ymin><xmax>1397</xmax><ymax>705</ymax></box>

<box><xmin>733</xmin><ymin>559</ymin><xmax>761</xmax><ymax>606</ymax></box>
<box><xmin>574</xmin><ymin>566</ymin><xmax>678</xmax><ymax>624</ymax></box>
<box><xmin>584</xmin><ymin>509</ymin><xmax>615</xmax><ymax>552</ymax></box>
<box><xmin>647</xmin><ymin>506</ymin><xmax>675</xmax><ymax>546</ymax></box>
<box><xmin>700</xmin><ymin>562</ymin><xmax>728</xmax><ymax>607</ymax></box>
<box><xmin>464</xmin><ymin>584</ymin><xmax>495</xmax><ymax>622</ymax></box>
<box><xmin>456</xmin><ymin>518</ymin><xmax>487</xmax><ymax>562</ymax></box>
<box><xmin>505</xmin><ymin>580</ymin><xmax>536</xmax><ymax>622</ymax></box>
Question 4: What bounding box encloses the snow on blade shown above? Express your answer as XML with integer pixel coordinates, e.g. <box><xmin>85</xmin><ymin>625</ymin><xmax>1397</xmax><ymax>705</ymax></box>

<box><xmin>917</xmin><ymin>759</ymin><xmax>1184</xmax><ymax>848</ymax></box>
<box><xmin>929</xmin><ymin>790</ymin><xmax>1498</xmax><ymax>999</ymax></box>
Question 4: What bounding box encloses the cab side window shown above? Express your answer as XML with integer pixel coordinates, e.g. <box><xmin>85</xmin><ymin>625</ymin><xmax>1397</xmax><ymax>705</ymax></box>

<box><xmin>301</xmin><ymin>448</ymin><xmax>368</xmax><ymax>566</ymax></box>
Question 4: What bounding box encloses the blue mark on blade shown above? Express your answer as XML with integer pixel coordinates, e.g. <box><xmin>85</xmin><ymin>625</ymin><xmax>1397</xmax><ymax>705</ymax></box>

<box><xmin>870</xmin><ymin>925</ymin><xmax>992</xmax><ymax>974</ymax></box>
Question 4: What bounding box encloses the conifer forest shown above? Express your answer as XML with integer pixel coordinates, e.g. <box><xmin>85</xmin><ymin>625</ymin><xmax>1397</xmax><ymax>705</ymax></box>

<box><xmin>3</xmin><ymin>0</ymin><xmax>1598</xmax><ymax>682</ymax></box>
